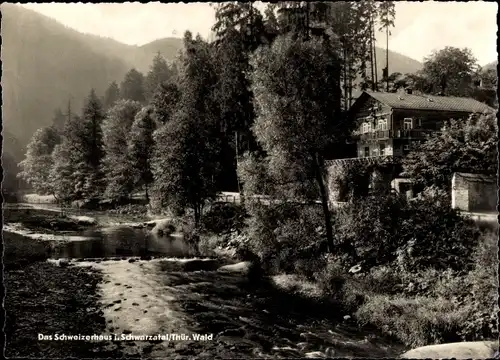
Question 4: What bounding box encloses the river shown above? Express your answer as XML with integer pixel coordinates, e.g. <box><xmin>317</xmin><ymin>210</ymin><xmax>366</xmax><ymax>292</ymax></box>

<box><xmin>4</xmin><ymin>204</ymin><xmax>405</xmax><ymax>358</ymax></box>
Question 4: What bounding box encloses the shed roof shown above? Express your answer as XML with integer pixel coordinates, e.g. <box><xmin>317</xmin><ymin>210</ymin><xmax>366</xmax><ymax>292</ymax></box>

<box><xmin>453</xmin><ymin>172</ymin><xmax>496</xmax><ymax>183</ymax></box>
<box><xmin>362</xmin><ymin>91</ymin><xmax>495</xmax><ymax>113</ymax></box>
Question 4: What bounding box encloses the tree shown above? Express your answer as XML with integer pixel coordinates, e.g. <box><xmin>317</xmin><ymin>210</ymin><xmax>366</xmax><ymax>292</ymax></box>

<box><xmin>248</xmin><ymin>35</ymin><xmax>347</xmax><ymax>253</ymax></box>
<box><xmin>469</xmin><ymin>66</ymin><xmax>498</xmax><ymax>108</ymax></box>
<box><xmin>18</xmin><ymin>126</ymin><xmax>61</xmax><ymax>194</ymax></box>
<box><xmin>103</xmin><ymin>81</ymin><xmax>120</xmax><ymax>110</ymax></box>
<box><xmin>128</xmin><ymin>106</ymin><xmax>157</xmax><ymax>202</ymax></box>
<box><xmin>275</xmin><ymin>1</ymin><xmax>381</xmax><ymax>109</ymax></box>
<box><xmin>49</xmin><ymin>141</ymin><xmax>77</xmax><ymax>202</ymax></box>
<box><xmin>420</xmin><ymin>47</ymin><xmax>479</xmax><ymax>96</ymax></box>
<box><xmin>51</xmin><ymin>108</ymin><xmax>66</xmax><ymax>132</ymax></box>
<box><xmin>51</xmin><ymin>89</ymin><xmax>106</xmax><ymax>203</ymax></box>
<box><xmin>151</xmin><ymin>32</ymin><xmax>221</xmax><ymax>225</ymax></box>
<box><xmin>212</xmin><ymin>2</ymin><xmax>266</xmax><ymax>52</ymax></box>
<box><xmin>49</xmin><ymin>114</ymin><xmax>85</xmax><ymax>202</ymax></box>
<box><xmin>211</xmin><ymin>2</ymin><xmax>271</xmax><ymax>192</ymax></box>
<box><xmin>145</xmin><ymin>52</ymin><xmax>173</xmax><ymax>101</ymax></box>
<box><xmin>101</xmin><ymin>99</ymin><xmax>142</xmax><ymax>202</ymax></box>
<box><xmin>120</xmin><ymin>68</ymin><xmax>146</xmax><ymax>103</ymax></box>
<box><xmin>150</xmin><ymin>81</ymin><xmax>181</xmax><ymax>124</ymax></box>
<box><xmin>402</xmin><ymin>112</ymin><xmax>497</xmax><ymax>192</ymax></box>
<box><xmin>378</xmin><ymin>1</ymin><xmax>396</xmax><ymax>92</ymax></box>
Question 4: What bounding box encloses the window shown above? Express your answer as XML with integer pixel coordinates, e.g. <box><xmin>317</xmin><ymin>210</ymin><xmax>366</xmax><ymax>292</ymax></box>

<box><xmin>378</xmin><ymin>119</ymin><xmax>388</xmax><ymax>131</ymax></box>
<box><xmin>364</xmin><ymin>147</ymin><xmax>370</xmax><ymax>157</ymax></box>
<box><xmin>404</xmin><ymin>118</ymin><xmax>413</xmax><ymax>130</ymax></box>
<box><xmin>403</xmin><ymin>144</ymin><xmax>410</xmax><ymax>151</ymax></box>
<box><xmin>380</xmin><ymin>143</ymin><xmax>386</xmax><ymax>155</ymax></box>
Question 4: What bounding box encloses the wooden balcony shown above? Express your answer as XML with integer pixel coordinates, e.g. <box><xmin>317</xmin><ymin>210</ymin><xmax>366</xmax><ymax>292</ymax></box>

<box><xmin>325</xmin><ymin>155</ymin><xmax>398</xmax><ymax>167</ymax></box>
<box><xmin>391</xmin><ymin>129</ymin><xmax>434</xmax><ymax>139</ymax></box>
<box><xmin>352</xmin><ymin>129</ymin><xmax>435</xmax><ymax>142</ymax></box>
<box><xmin>357</xmin><ymin>130</ymin><xmax>390</xmax><ymax>141</ymax></box>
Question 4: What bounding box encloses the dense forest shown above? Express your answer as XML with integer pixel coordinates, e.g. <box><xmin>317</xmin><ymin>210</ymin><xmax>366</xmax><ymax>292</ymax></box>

<box><xmin>1</xmin><ymin>2</ymin><xmax>425</xmax><ymax>167</ymax></box>
<box><xmin>10</xmin><ymin>2</ymin><xmax>497</xmax><ymax>220</ymax></box>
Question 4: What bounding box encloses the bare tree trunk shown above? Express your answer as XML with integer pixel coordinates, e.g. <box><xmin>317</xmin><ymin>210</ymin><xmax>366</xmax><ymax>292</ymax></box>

<box><xmin>373</xmin><ymin>20</ymin><xmax>378</xmax><ymax>90</ymax></box>
<box><xmin>386</xmin><ymin>26</ymin><xmax>389</xmax><ymax>92</ymax></box>
<box><xmin>369</xmin><ymin>23</ymin><xmax>375</xmax><ymax>91</ymax></box>
<box><xmin>194</xmin><ymin>204</ymin><xmax>200</xmax><ymax>227</ymax></box>
<box><xmin>343</xmin><ymin>46</ymin><xmax>348</xmax><ymax>111</ymax></box>
<box><xmin>235</xmin><ymin>130</ymin><xmax>242</xmax><ymax>194</ymax></box>
<box><xmin>313</xmin><ymin>152</ymin><xmax>334</xmax><ymax>253</ymax></box>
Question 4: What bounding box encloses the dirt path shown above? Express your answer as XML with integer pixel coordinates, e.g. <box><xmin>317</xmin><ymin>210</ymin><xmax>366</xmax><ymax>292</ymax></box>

<box><xmin>75</xmin><ymin>259</ymin><xmax>406</xmax><ymax>358</ymax></box>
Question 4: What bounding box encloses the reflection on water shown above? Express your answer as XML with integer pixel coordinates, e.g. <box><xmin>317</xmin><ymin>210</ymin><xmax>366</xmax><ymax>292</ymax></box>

<box><xmin>51</xmin><ymin>226</ymin><xmax>196</xmax><ymax>259</ymax></box>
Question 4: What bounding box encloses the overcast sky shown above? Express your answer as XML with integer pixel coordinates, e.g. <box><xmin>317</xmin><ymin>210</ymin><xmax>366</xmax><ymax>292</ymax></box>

<box><xmin>21</xmin><ymin>1</ymin><xmax>498</xmax><ymax>65</ymax></box>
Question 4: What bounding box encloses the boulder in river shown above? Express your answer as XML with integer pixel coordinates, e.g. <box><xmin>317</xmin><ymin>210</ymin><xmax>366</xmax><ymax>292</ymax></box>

<box><xmin>400</xmin><ymin>341</ymin><xmax>498</xmax><ymax>359</ymax></box>
<box><xmin>150</xmin><ymin>219</ymin><xmax>176</xmax><ymax>237</ymax></box>
<box><xmin>305</xmin><ymin>351</ymin><xmax>327</xmax><ymax>358</ymax></box>
<box><xmin>217</xmin><ymin>261</ymin><xmax>251</xmax><ymax>274</ymax></box>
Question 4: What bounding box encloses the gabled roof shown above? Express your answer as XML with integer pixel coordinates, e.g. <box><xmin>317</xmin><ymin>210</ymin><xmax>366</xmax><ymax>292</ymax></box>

<box><xmin>358</xmin><ymin>91</ymin><xmax>495</xmax><ymax>113</ymax></box>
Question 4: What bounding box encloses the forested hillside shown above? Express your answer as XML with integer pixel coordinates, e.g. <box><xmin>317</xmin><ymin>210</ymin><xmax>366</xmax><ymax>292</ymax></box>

<box><xmin>1</xmin><ymin>4</ymin><xmax>183</xmax><ymax>165</ymax></box>
<box><xmin>2</xmin><ymin>3</ymin><xmax>423</xmax><ymax>168</ymax></box>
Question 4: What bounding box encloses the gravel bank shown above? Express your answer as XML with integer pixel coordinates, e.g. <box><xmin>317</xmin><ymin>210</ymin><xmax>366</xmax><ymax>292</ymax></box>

<box><xmin>4</xmin><ymin>262</ymin><xmax>122</xmax><ymax>358</ymax></box>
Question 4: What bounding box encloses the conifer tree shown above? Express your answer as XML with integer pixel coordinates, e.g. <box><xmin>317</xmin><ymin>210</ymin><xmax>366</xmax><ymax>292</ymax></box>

<box><xmin>120</xmin><ymin>68</ymin><xmax>146</xmax><ymax>103</ymax></box>
<box><xmin>104</xmin><ymin>81</ymin><xmax>120</xmax><ymax>110</ymax></box>
<box><xmin>128</xmin><ymin>106</ymin><xmax>157</xmax><ymax>202</ymax></box>
<box><xmin>145</xmin><ymin>52</ymin><xmax>173</xmax><ymax>101</ymax></box>
<box><xmin>101</xmin><ymin>99</ymin><xmax>142</xmax><ymax>202</ymax></box>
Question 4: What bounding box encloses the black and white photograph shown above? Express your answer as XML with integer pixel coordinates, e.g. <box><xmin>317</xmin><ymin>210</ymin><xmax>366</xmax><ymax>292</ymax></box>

<box><xmin>2</xmin><ymin>1</ymin><xmax>498</xmax><ymax>358</ymax></box>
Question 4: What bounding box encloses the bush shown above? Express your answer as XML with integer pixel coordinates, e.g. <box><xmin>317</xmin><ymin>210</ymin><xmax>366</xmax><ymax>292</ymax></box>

<box><xmin>314</xmin><ymin>255</ymin><xmax>369</xmax><ymax>312</ymax></box>
<box><xmin>355</xmin><ymin>295</ymin><xmax>466</xmax><ymax>348</ymax></box>
<box><xmin>201</xmin><ymin>203</ymin><xmax>248</xmax><ymax>236</ymax></box>
<box><xmin>334</xmin><ymin>193</ymin><xmax>407</xmax><ymax>268</ymax></box>
<box><xmin>352</xmin><ymin>230</ymin><xmax>498</xmax><ymax>347</ymax></box>
<box><xmin>459</xmin><ymin>231</ymin><xmax>499</xmax><ymax>341</ymax></box>
<box><xmin>244</xmin><ymin>202</ymin><xmax>327</xmax><ymax>277</ymax></box>
<box><xmin>334</xmin><ymin>189</ymin><xmax>480</xmax><ymax>271</ymax></box>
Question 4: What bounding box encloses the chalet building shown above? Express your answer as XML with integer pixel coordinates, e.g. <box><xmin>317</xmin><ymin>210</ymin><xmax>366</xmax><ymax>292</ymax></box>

<box><xmin>348</xmin><ymin>90</ymin><xmax>495</xmax><ymax>158</ymax></box>
<box><xmin>325</xmin><ymin>90</ymin><xmax>495</xmax><ymax>205</ymax></box>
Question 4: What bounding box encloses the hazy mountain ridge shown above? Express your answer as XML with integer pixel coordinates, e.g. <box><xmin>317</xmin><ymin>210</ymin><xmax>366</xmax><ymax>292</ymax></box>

<box><xmin>1</xmin><ymin>4</ymin><xmax>184</xmax><ymax>163</ymax></box>
<box><xmin>1</xmin><ymin>3</ymin><xmax>423</xmax><ymax>163</ymax></box>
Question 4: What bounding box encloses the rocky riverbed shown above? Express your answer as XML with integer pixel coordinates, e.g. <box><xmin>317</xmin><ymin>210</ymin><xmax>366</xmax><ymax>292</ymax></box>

<box><xmin>4</xmin><ymin>205</ymin><xmax>407</xmax><ymax>358</ymax></box>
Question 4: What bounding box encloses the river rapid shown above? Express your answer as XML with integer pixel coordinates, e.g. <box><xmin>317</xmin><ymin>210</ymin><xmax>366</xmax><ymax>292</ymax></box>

<box><xmin>4</xmin><ymin>204</ymin><xmax>405</xmax><ymax>358</ymax></box>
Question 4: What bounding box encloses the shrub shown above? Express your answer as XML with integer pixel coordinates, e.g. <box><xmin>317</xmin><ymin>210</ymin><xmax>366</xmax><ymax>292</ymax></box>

<box><xmin>334</xmin><ymin>189</ymin><xmax>480</xmax><ymax>272</ymax></box>
<box><xmin>333</xmin><ymin>193</ymin><xmax>407</xmax><ymax>268</ymax></box>
<box><xmin>398</xmin><ymin>189</ymin><xmax>480</xmax><ymax>272</ymax></box>
<box><xmin>201</xmin><ymin>203</ymin><xmax>248</xmax><ymax>236</ymax></box>
<box><xmin>355</xmin><ymin>295</ymin><xmax>466</xmax><ymax>347</ymax></box>
<box><xmin>459</xmin><ymin>231</ymin><xmax>499</xmax><ymax>341</ymax></box>
<box><xmin>244</xmin><ymin>202</ymin><xmax>327</xmax><ymax>276</ymax></box>
<box><xmin>314</xmin><ymin>255</ymin><xmax>369</xmax><ymax>312</ymax></box>
<box><xmin>367</xmin><ymin>265</ymin><xmax>405</xmax><ymax>295</ymax></box>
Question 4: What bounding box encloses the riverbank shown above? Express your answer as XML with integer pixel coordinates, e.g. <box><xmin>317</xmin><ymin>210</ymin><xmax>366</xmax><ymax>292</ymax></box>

<box><xmin>194</xmin><ymin>200</ymin><xmax>498</xmax><ymax>353</ymax></box>
<box><xmin>4</xmin><ymin>262</ymin><xmax>121</xmax><ymax>358</ymax></box>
